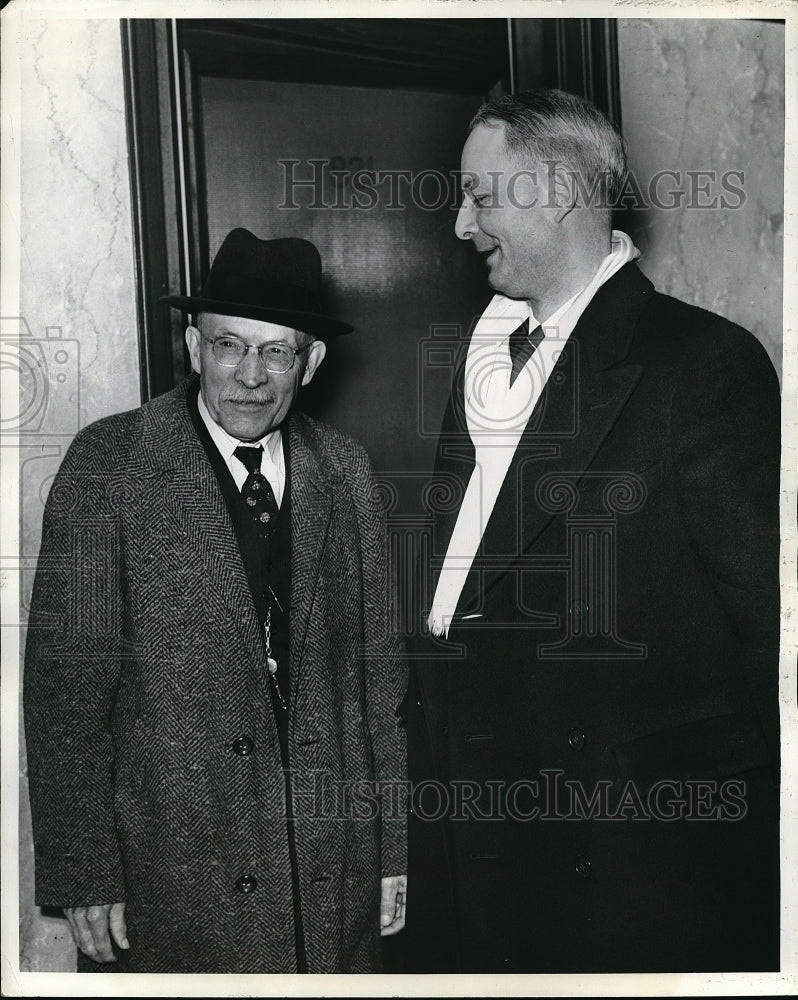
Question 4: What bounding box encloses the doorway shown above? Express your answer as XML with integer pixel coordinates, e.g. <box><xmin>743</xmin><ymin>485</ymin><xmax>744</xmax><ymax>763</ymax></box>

<box><xmin>121</xmin><ymin>16</ymin><xmax>620</xmax><ymax>634</ymax></box>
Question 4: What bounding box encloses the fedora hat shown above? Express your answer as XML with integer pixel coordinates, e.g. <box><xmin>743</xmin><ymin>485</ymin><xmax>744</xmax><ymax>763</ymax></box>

<box><xmin>161</xmin><ymin>228</ymin><xmax>353</xmax><ymax>338</ymax></box>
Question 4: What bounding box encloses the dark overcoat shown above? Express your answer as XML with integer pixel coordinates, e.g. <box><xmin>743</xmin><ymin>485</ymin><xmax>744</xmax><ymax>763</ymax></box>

<box><xmin>403</xmin><ymin>262</ymin><xmax>781</xmax><ymax>973</ymax></box>
<box><xmin>24</xmin><ymin>375</ymin><xmax>407</xmax><ymax>973</ymax></box>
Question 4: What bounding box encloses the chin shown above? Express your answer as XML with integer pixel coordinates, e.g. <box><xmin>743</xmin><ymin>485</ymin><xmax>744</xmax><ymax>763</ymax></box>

<box><xmin>487</xmin><ymin>263</ymin><xmax>511</xmax><ymax>293</ymax></box>
<box><xmin>216</xmin><ymin>401</ymin><xmax>274</xmax><ymax>438</ymax></box>
<box><xmin>236</xmin><ymin>430</ymin><xmax>270</xmax><ymax>442</ymax></box>
<box><xmin>487</xmin><ymin>273</ymin><xmax>514</xmax><ymax>297</ymax></box>
<box><xmin>220</xmin><ymin>416</ymin><xmax>274</xmax><ymax>440</ymax></box>
<box><xmin>488</xmin><ymin>271</ymin><xmax>529</xmax><ymax>301</ymax></box>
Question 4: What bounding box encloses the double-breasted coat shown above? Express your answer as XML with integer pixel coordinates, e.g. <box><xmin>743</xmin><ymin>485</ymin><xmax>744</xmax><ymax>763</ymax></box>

<box><xmin>24</xmin><ymin>375</ymin><xmax>407</xmax><ymax>973</ymax></box>
<box><xmin>403</xmin><ymin>262</ymin><xmax>781</xmax><ymax>973</ymax></box>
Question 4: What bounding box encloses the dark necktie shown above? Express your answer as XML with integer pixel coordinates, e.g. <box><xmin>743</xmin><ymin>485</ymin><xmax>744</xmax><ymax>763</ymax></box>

<box><xmin>233</xmin><ymin>445</ymin><xmax>279</xmax><ymax>537</ymax></box>
<box><xmin>233</xmin><ymin>444</ymin><xmax>287</xmax><ymax>712</ymax></box>
<box><xmin>508</xmin><ymin>317</ymin><xmax>545</xmax><ymax>386</ymax></box>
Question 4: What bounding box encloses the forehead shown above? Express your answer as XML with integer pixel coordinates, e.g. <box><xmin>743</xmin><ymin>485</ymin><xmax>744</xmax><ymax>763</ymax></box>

<box><xmin>202</xmin><ymin>312</ymin><xmax>300</xmax><ymax>344</ymax></box>
<box><xmin>461</xmin><ymin>122</ymin><xmax>514</xmax><ymax>187</ymax></box>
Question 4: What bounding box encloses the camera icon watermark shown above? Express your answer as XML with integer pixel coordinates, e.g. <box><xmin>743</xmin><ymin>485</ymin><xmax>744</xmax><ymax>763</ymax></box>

<box><xmin>1</xmin><ymin>318</ymin><xmax>80</xmax><ymax>437</ymax></box>
<box><xmin>1</xmin><ymin>317</ymin><xmax>82</xmax><ymax>627</ymax></box>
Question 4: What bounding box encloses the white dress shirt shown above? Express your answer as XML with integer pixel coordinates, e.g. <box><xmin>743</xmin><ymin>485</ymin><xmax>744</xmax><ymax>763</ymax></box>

<box><xmin>428</xmin><ymin>231</ymin><xmax>641</xmax><ymax>637</ymax></box>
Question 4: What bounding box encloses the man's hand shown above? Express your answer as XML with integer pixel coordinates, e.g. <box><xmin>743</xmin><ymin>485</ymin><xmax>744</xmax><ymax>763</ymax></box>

<box><xmin>379</xmin><ymin>875</ymin><xmax>407</xmax><ymax>936</ymax></box>
<box><xmin>63</xmin><ymin>902</ymin><xmax>128</xmax><ymax>963</ymax></box>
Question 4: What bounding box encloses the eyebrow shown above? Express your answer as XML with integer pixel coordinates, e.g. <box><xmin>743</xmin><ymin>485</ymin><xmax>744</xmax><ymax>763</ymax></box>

<box><xmin>212</xmin><ymin>331</ymin><xmax>290</xmax><ymax>346</ymax></box>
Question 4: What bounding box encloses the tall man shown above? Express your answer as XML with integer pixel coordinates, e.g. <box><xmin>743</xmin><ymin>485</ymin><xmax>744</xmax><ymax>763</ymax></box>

<box><xmin>404</xmin><ymin>90</ymin><xmax>781</xmax><ymax>973</ymax></box>
<box><xmin>24</xmin><ymin>229</ymin><xmax>407</xmax><ymax>974</ymax></box>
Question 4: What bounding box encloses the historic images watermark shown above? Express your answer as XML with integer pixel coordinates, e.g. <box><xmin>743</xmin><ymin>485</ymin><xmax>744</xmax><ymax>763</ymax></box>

<box><xmin>288</xmin><ymin>770</ymin><xmax>750</xmax><ymax>823</ymax></box>
<box><xmin>279</xmin><ymin>159</ymin><xmax>747</xmax><ymax>212</ymax></box>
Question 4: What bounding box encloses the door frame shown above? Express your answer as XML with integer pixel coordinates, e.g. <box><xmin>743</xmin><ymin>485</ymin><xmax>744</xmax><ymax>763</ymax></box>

<box><xmin>121</xmin><ymin>17</ymin><xmax>621</xmax><ymax>401</ymax></box>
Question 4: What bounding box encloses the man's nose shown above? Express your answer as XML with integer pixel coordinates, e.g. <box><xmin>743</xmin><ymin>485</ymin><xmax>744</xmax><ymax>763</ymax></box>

<box><xmin>455</xmin><ymin>196</ymin><xmax>476</xmax><ymax>241</ymax></box>
<box><xmin>236</xmin><ymin>347</ymin><xmax>269</xmax><ymax>386</ymax></box>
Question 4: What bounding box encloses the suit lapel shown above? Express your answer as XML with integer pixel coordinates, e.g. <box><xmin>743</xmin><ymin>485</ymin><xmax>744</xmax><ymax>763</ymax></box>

<box><xmin>287</xmin><ymin>415</ymin><xmax>333</xmax><ymax>687</ymax></box>
<box><xmin>454</xmin><ymin>263</ymin><xmax>654</xmax><ymax>612</ymax></box>
<box><xmin>513</xmin><ymin>339</ymin><xmax>643</xmax><ymax>554</ymax></box>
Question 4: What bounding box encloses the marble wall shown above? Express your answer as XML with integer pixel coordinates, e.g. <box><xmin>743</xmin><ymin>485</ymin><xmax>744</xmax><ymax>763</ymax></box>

<box><xmin>617</xmin><ymin>18</ymin><xmax>785</xmax><ymax>378</ymax></box>
<box><xmin>16</xmin><ymin>18</ymin><xmax>140</xmax><ymax>973</ymax></box>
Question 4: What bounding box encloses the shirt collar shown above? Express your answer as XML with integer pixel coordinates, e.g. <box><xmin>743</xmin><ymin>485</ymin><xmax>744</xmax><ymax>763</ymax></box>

<box><xmin>530</xmin><ymin>288</ymin><xmax>582</xmax><ymax>335</ymax></box>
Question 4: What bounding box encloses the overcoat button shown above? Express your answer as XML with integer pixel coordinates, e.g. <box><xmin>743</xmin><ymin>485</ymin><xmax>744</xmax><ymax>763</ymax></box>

<box><xmin>568</xmin><ymin>729</ymin><xmax>585</xmax><ymax>751</ymax></box>
<box><xmin>232</xmin><ymin>736</ymin><xmax>255</xmax><ymax>756</ymax></box>
<box><xmin>442</xmin><ymin>725</ymin><xmax>449</xmax><ymax>735</ymax></box>
<box><xmin>571</xmin><ymin>599</ymin><xmax>589</xmax><ymax>617</ymax></box>
<box><xmin>574</xmin><ymin>856</ymin><xmax>592</xmax><ymax>878</ymax></box>
<box><xmin>236</xmin><ymin>874</ymin><xmax>257</xmax><ymax>893</ymax></box>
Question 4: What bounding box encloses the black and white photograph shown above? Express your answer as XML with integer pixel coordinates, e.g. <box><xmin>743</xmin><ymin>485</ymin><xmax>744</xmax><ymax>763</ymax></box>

<box><xmin>1</xmin><ymin>0</ymin><xmax>795</xmax><ymax>995</ymax></box>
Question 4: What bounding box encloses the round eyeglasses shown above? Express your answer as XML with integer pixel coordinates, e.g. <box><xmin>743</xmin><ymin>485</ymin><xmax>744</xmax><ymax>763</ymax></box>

<box><xmin>202</xmin><ymin>334</ymin><xmax>309</xmax><ymax>373</ymax></box>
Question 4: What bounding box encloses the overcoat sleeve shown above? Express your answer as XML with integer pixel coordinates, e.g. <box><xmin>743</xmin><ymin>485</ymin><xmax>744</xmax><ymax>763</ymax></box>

<box><xmin>349</xmin><ymin>444</ymin><xmax>408</xmax><ymax>877</ymax></box>
<box><xmin>23</xmin><ymin>420</ymin><xmax>127</xmax><ymax>907</ymax></box>
<box><xmin>669</xmin><ymin>321</ymin><xmax>781</xmax><ymax>763</ymax></box>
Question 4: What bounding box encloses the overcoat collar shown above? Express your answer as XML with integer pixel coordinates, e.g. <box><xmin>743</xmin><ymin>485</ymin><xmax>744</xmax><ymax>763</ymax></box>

<box><xmin>285</xmin><ymin>414</ymin><xmax>334</xmax><ymax>686</ymax></box>
<box><xmin>127</xmin><ymin>376</ymin><xmax>334</xmax><ymax>675</ymax></box>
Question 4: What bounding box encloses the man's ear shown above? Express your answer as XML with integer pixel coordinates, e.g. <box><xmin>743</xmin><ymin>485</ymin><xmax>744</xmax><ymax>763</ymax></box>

<box><xmin>548</xmin><ymin>162</ymin><xmax>577</xmax><ymax>224</ymax></box>
<box><xmin>185</xmin><ymin>326</ymin><xmax>202</xmax><ymax>375</ymax></box>
<box><xmin>301</xmin><ymin>339</ymin><xmax>327</xmax><ymax>386</ymax></box>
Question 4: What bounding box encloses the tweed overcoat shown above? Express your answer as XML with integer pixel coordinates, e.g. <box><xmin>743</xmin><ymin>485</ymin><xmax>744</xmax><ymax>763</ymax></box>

<box><xmin>403</xmin><ymin>262</ymin><xmax>781</xmax><ymax>973</ymax></box>
<box><xmin>24</xmin><ymin>375</ymin><xmax>407</xmax><ymax>973</ymax></box>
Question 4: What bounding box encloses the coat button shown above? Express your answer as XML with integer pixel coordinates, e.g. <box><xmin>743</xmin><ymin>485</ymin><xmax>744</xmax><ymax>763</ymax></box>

<box><xmin>571</xmin><ymin>599</ymin><xmax>589</xmax><ymax>618</ymax></box>
<box><xmin>574</xmin><ymin>856</ymin><xmax>592</xmax><ymax>878</ymax></box>
<box><xmin>231</xmin><ymin>736</ymin><xmax>254</xmax><ymax>756</ymax></box>
<box><xmin>236</xmin><ymin>874</ymin><xmax>257</xmax><ymax>893</ymax></box>
<box><xmin>568</xmin><ymin>729</ymin><xmax>585</xmax><ymax>751</ymax></box>
<box><xmin>442</xmin><ymin>725</ymin><xmax>449</xmax><ymax>735</ymax></box>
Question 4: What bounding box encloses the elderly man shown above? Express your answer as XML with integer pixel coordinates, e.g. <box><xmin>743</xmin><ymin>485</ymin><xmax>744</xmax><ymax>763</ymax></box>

<box><xmin>404</xmin><ymin>90</ymin><xmax>780</xmax><ymax>973</ymax></box>
<box><xmin>24</xmin><ymin>228</ymin><xmax>407</xmax><ymax>974</ymax></box>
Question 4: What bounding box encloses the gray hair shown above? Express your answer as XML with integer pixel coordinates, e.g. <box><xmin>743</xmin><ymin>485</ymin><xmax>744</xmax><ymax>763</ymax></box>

<box><xmin>469</xmin><ymin>88</ymin><xmax>627</xmax><ymax>209</ymax></box>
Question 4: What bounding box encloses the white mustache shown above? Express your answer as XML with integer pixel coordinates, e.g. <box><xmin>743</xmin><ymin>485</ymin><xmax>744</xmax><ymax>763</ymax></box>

<box><xmin>222</xmin><ymin>394</ymin><xmax>272</xmax><ymax>405</ymax></box>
